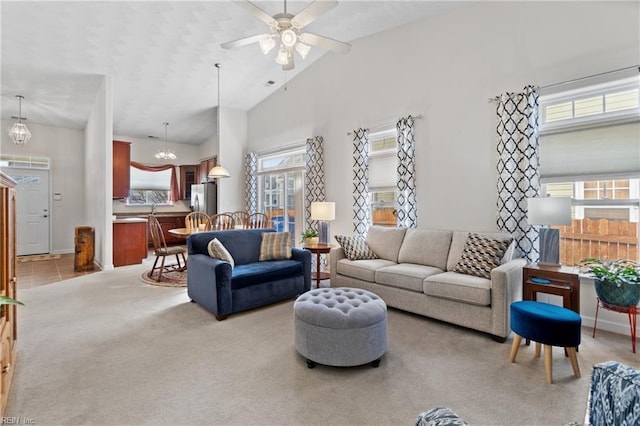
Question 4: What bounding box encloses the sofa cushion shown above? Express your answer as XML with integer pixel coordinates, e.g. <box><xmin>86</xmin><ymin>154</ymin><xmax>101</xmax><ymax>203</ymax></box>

<box><xmin>207</xmin><ymin>238</ymin><xmax>235</xmax><ymax>268</ymax></box>
<box><xmin>397</xmin><ymin>229</ymin><xmax>452</xmax><ymax>270</ymax></box>
<box><xmin>375</xmin><ymin>263</ymin><xmax>444</xmax><ymax>293</ymax></box>
<box><xmin>453</xmin><ymin>233</ymin><xmax>513</xmax><ymax>279</ymax></box>
<box><xmin>365</xmin><ymin>226</ymin><xmax>407</xmax><ymax>262</ymax></box>
<box><xmin>259</xmin><ymin>232</ymin><xmax>292</xmax><ymax>261</ymax></box>
<box><xmin>231</xmin><ymin>260</ymin><xmax>303</xmax><ymax>289</ymax></box>
<box><xmin>424</xmin><ymin>271</ymin><xmax>491</xmax><ymax>306</ymax></box>
<box><xmin>336</xmin><ymin>258</ymin><xmax>396</xmax><ymax>282</ymax></box>
<box><xmin>335</xmin><ymin>235</ymin><xmax>378</xmax><ymax>260</ymax></box>
<box><xmin>446</xmin><ymin>230</ymin><xmax>516</xmax><ymax>272</ymax></box>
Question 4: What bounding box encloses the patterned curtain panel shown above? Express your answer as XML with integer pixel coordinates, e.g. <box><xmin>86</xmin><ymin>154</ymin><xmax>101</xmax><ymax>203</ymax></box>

<box><xmin>496</xmin><ymin>85</ymin><xmax>541</xmax><ymax>261</ymax></box>
<box><xmin>244</xmin><ymin>152</ymin><xmax>258</xmax><ymax>213</ymax></box>
<box><xmin>304</xmin><ymin>136</ymin><xmax>326</xmax><ymax>229</ymax></box>
<box><xmin>396</xmin><ymin>115</ymin><xmax>417</xmax><ymax>228</ymax></box>
<box><xmin>352</xmin><ymin>128</ymin><xmax>371</xmax><ymax>237</ymax></box>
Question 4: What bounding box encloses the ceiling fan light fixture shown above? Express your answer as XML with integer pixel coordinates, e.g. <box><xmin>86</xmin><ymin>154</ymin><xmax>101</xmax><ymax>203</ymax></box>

<box><xmin>8</xmin><ymin>95</ymin><xmax>31</xmax><ymax>145</ymax></box>
<box><xmin>280</xmin><ymin>29</ymin><xmax>297</xmax><ymax>48</ymax></box>
<box><xmin>259</xmin><ymin>37</ymin><xmax>276</xmax><ymax>54</ymax></box>
<box><xmin>295</xmin><ymin>42</ymin><xmax>311</xmax><ymax>59</ymax></box>
<box><xmin>275</xmin><ymin>47</ymin><xmax>290</xmax><ymax>65</ymax></box>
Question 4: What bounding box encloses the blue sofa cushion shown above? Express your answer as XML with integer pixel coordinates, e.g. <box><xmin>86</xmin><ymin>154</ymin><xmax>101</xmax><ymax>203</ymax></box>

<box><xmin>231</xmin><ymin>260</ymin><xmax>304</xmax><ymax>290</ymax></box>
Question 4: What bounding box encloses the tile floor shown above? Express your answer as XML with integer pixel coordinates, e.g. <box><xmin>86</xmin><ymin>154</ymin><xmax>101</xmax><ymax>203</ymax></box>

<box><xmin>16</xmin><ymin>254</ymin><xmax>99</xmax><ymax>289</ymax></box>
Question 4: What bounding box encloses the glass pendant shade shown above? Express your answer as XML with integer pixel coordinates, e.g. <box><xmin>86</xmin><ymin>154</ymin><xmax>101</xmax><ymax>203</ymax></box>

<box><xmin>155</xmin><ymin>122</ymin><xmax>176</xmax><ymax>160</ymax></box>
<box><xmin>8</xmin><ymin>95</ymin><xmax>31</xmax><ymax>145</ymax></box>
<box><xmin>208</xmin><ymin>165</ymin><xmax>230</xmax><ymax>179</ymax></box>
<box><xmin>275</xmin><ymin>47</ymin><xmax>289</xmax><ymax>65</ymax></box>
<box><xmin>259</xmin><ymin>37</ymin><xmax>276</xmax><ymax>54</ymax></box>
<box><xmin>295</xmin><ymin>42</ymin><xmax>311</xmax><ymax>59</ymax></box>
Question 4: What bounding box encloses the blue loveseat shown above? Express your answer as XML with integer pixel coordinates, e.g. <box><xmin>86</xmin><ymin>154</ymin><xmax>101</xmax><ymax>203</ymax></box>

<box><xmin>186</xmin><ymin>228</ymin><xmax>312</xmax><ymax>320</ymax></box>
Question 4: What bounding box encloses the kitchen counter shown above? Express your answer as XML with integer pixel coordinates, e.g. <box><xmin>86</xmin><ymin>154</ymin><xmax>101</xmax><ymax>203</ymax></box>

<box><xmin>113</xmin><ymin>219</ymin><xmax>148</xmax><ymax>267</ymax></box>
<box><xmin>113</xmin><ymin>217</ymin><xmax>148</xmax><ymax>224</ymax></box>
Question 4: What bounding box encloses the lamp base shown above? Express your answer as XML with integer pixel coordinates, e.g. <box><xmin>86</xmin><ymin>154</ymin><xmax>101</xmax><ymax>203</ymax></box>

<box><xmin>538</xmin><ymin>227</ymin><xmax>561</xmax><ymax>267</ymax></box>
<box><xmin>318</xmin><ymin>221</ymin><xmax>330</xmax><ymax>245</ymax></box>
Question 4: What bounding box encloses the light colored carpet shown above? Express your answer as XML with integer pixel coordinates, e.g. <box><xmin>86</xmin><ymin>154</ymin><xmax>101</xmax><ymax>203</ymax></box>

<box><xmin>7</xmin><ymin>264</ymin><xmax>638</xmax><ymax>425</ymax></box>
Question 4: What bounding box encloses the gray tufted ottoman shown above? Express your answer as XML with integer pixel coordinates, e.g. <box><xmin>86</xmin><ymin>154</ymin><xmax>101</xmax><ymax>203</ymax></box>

<box><xmin>294</xmin><ymin>287</ymin><xmax>387</xmax><ymax>368</ymax></box>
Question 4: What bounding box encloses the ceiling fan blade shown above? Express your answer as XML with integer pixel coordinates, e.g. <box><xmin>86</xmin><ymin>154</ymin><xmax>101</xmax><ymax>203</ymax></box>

<box><xmin>221</xmin><ymin>33</ymin><xmax>272</xmax><ymax>49</ymax></box>
<box><xmin>291</xmin><ymin>0</ymin><xmax>338</xmax><ymax>29</ymax></box>
<box><xmin>299</xmin><ymin>33</ymin><xmax>351</xmax><ymax>54</ymax></box>
<box><xmin>232</xmin><ymin>0</ymin><xmax>277</xmax><ymax>27</ymax></box>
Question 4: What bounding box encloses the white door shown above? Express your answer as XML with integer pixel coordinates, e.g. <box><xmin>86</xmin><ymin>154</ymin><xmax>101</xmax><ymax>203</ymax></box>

<box><xmin>3</xmin><ymin>169</ymin><xmax>50</xmax><ymax>256</ymax></box>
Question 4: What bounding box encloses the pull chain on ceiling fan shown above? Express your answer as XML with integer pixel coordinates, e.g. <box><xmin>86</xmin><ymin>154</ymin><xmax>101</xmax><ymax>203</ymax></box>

<box><xmin>222</xmin><ymin>0</ymin><xmax>351</xmax><ymax>71</ymax></box>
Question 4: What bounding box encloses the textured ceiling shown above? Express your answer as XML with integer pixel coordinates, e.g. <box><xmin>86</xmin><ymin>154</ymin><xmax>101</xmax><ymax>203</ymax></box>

<box><xmin>1</xmin><ymin>1</ymin><xmax>459</xmax><ymax>145</ymax></box>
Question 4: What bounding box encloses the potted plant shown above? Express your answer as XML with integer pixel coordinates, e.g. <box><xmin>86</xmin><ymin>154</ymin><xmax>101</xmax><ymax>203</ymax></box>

<box><xmin>581</xmin><ymin>258</ymin><xmax>640</xmax><ymax>307</ymax></box>
<box><xmin>300</xmin><ymin>229</ymin><xmax>319</xmax><ymax>244</ymax></box>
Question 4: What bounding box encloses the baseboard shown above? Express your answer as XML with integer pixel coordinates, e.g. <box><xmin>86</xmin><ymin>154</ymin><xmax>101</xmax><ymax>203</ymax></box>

<box><xmin>581</xmin><ymin>315</ymin><xmax>634</xmax><ymax>337</ymax></box>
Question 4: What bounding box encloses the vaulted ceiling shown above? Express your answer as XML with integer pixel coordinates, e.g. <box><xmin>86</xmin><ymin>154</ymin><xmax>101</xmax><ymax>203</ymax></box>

<box><xmin>1</xmin><ymin>1</ymin><xmax>460</xmax><ymax>145</ymax></box>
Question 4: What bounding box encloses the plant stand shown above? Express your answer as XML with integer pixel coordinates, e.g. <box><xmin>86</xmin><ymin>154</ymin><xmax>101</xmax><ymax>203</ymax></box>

<box><xmin>592</xmin><ymin>298</ymin><xmax>638</xmax><ymax>354</ymax></box>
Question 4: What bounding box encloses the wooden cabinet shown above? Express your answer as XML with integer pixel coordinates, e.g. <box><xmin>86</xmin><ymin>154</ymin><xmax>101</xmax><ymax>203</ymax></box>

<box><xmin>113</xmin><ymin>219</ymin><xmax>148</xmax><ymax>267</ymax></box>
<box><xmin>198</xmin><ymin>158</ymin><xmax>217</xmax><ymax>184</ymax></box>
<box><xmin>147</xmin><ymin>215</ymin><xmax>186</xmax><ymax>247</ymax></box>
<box><xmin>179</xmin><ymin>165</ymin><xmax>199</xmax><ymax>200</ymax></box>
<box><xmin>0</xmin><ymin>172</ymin><xmax>18</xmax><ymax>416</ymax></box>
<box><xmin>113</xmin><ymin>140</ymin><xmax>131</xmax><ymax>199</ymax></box>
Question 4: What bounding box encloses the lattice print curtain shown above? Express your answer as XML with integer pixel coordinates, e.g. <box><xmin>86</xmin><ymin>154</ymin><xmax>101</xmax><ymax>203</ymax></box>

<box><xmin>304</xmin><ymin>136</ymin><xmax>326</xmax><ymax>230</ymax></box>
<box><xmin>396</xmin><ymin>115</ymin><xmax>417</xmax><ymax>228</ymax></box>
<box><xmin>352</xmin><ymin>128</ymin><xmax>371</xmax><ymax>237</ymax></box>
<box><xmin>496</xmin><ymin>85</ymin><xmax>541</xmax><ymax>261</ymax></box>
<box><xmin>244</xmin><ymin>152</ymin><xmax>258</xmax><ymax>213</ymax></box>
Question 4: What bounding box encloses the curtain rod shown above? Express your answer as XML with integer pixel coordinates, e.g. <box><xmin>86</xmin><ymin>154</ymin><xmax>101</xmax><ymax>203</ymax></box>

<box><xmin>346</xmin><ymin>113</ymin><xmax>423</xmax><ymax>136</ymax></box>
<box><xmin>487</xmin><ymin>65</ymin><xmax>640</xmax><ymax>103</ymax></box>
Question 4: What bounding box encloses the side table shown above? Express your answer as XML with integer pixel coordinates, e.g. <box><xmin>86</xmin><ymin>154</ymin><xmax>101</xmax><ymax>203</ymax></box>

<box><xmin>523</xmin><ymin>263</ymin><xmax>580</xmax><ymax>314</ymax></box>
<box><xmin>302</xmin><ymin>243</ymin><xmax>334</xmax><ymax>289</ymax></box>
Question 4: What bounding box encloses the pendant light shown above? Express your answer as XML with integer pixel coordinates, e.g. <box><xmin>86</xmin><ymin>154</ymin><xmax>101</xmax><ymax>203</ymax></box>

<box><xmin>155</xmin><ymin>122</ymin><xmax>176</xmax><ymax>160</ymax></box>
<box><xmin>208</xmin><ymin>63</ymin><xmax>231</xmax><ymax>179</ymax></box>
<box><xmin>8</xmin><ymin>95</ymin><xmax>31</xmax><ymax>145</ymax></box>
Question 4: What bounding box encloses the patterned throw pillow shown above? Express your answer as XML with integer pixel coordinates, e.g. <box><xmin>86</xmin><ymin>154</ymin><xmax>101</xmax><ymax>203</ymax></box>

<box><xmin>259</xmin><ymin>232</ymin><xmax>292</xmax><ymax>261</ymax></box>
<box><xmin>453</xmin><ymin>233</ymin><xmax>513</xmax><ymax>279</ymax></box>
<box><xmin>334</xmin><ymin>235</ymin><xmax>378</xmax><ymax>261</ymax></box>
<box><xmin>207</xmin><ymin>238</ymin><xmax>235</xmax><ymax>268</ymax></box>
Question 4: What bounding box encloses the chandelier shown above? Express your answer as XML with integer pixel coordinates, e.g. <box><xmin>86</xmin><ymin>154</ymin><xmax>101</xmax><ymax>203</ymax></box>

<box><xmin>8</xmin><ymin>95</ymin><xmax>31</xmax><ymax>145</ymax></box>
<box><xmin>155</xmin><ymin>122</ymin><xmax>176</xmax><ymax>161</ymax></box>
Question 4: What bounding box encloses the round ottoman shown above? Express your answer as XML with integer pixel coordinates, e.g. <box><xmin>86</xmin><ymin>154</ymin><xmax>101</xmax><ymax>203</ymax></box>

<box><xmin>294</xmin><ymin>287</ymin><xmax>387</xmax><ymax>368</ymax></box>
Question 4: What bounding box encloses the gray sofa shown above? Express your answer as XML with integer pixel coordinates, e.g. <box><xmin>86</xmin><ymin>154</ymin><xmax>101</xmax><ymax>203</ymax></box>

<box><xmin>187</xmin><ymin>228</ymin><xmax>312</xmax><ymax>320</ymax></box>
<box><xmin>329</xmin><ymin>226</ymin><xmax>526</xmax><ymax>341</ymax></box>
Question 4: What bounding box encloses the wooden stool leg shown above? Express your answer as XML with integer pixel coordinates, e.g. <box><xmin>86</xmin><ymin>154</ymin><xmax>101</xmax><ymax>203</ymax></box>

<box><xmin>566</xmin><ymin>347</ymin><xmax>580</xmax><ymax>378</ymax></box>
<box><xmin>544</xmin><ymin>345</ymin><xmax>553</xmax><ymax>384</ymax></box>
<box><xmin>535</xmin><ymin>342</ymin><xmax>541</xmax><ymax>358</ymax></box>
<box><xmin>509</xmin><ymin>334</ymin><xmax>522</xmax><ymax>362</ymax></box>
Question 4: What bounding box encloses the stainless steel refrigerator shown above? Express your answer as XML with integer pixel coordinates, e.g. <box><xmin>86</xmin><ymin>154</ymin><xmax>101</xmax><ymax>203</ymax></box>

<box><xmin>191</xmin><ymin>182</ymin><xmax>217</xmax><ymax>215</ymax></box>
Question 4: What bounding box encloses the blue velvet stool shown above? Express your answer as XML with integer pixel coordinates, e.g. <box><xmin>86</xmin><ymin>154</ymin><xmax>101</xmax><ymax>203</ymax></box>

<box><xmin>509</xmin><ymin>301</ymin><xmax>581</xmax><ymax>384</ymax></box>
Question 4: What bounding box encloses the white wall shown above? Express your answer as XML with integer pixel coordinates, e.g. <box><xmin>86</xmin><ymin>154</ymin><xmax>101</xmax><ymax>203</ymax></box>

<box><xmin>247</xmin><ymin>1</ymin><xmax>640</xmax><ymax>240</ymax></box>
<box><xmin>85</xmin><ymin>76</ymin><xmax>113</xmax><ymax>270</ymax></box>
<box><xmin>0</xmin><ymin>120</ymin><xmax>86</xmax><ymax>254</ymax></box>
<box><xmin>218</xmin><ymin>107</ymin><xmax>248</xmax><ymax>212</ymax></box>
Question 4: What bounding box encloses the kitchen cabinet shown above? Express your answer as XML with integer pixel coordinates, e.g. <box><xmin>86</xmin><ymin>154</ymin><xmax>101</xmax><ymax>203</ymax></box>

<box><xmin>147</xmin><ymin>215</ymin><xmax>186</xmax><ymax>247</ymax></box>
<box><xmin>113</xmin><ymin>218</ymin><xmax>148</xmax><ymax>267</ymax></box>
<box><xmin>0</xmin><ymin>172</ymin><xmax>18</xmax><ymax>416</ymax></box>
<box><xmin>198</xmin><ymin>158</ymin><xmax>217</xmax><ymax>184</ymax></box>
<box><xmin>113</xmin><ymin>140</ymin><xmax>131</xmax><ymax>199</ymax></box>
<box><xmin>179</xmin><ymin>165</ymin><xmax>199</xmax><ymax>200</ymax></box>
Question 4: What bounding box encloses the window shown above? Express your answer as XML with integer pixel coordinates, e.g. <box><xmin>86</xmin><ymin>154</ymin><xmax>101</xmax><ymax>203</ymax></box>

<box><xmin>539</xmin><ymin>75</ymin><xmax>640</xmax><ymax>266</ymax></box>
<box><xmin>368</xmin><ymin>129</ymin><xmax>397</xmax><ymax>227</ymax></box>
<box><xmin>127</xmin><ymin>167</ymin><xmax>172</xmax><ymax>206</ymax></box>
<box><xmin>257</xmin><ymin>147</ymin><xmax>306</xmax><ymax>245</ymax></box>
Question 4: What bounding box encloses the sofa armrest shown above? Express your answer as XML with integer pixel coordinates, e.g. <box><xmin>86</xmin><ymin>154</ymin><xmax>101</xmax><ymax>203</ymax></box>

<box><xmin>187</xmin><ymin>253</ymin><xmax>233</xmax><ymax>316</ymax></box>
<box><xmin>291</xmin><ymin>247</ymin><xmax>312</xmax><ymax>291</ymax></box>
<box><xmin>329</xmin><ymin>246</ymin><xmax>346</xmax><ymax>284</ymax></box>
<box><xmin>489</xmin><ymin>258</ymin><xmax>527</xmax><ymax>339</ymax></box>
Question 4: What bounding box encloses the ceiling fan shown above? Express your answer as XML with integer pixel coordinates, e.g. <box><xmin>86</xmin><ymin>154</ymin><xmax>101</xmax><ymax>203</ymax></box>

<box><xmin>222</xmin><ymin>0</ymin><xmax>351</xmax><ymax>71</ymax></box>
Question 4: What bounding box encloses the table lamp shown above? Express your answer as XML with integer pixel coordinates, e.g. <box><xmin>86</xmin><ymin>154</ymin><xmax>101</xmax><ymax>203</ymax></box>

<box><xmin>527</xmin><ymin>196</ymin><xmax>572</xmax><ymax>266</ymax></box>
<box><xmin>311</xmin><ymin>201</ymin><xmax>335</xmax><ymax>245</ymax></box>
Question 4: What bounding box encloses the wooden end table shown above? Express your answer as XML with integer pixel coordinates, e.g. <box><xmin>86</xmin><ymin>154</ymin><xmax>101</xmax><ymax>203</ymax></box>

<box><xmin>302</xmin><ymin>243</ymin><xmax>334</xmax><ymax>288</ymax></box>
<box><xmin>522</xmin><ymin>263</ymin><xmax>580</xmax><ymax>313</ymax></box>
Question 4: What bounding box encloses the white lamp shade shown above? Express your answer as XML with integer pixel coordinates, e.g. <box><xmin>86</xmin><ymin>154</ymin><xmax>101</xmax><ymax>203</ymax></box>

<box><xmin>208</xmin><ymin>165</ymin><xmax>230</xmax><ymax>179</ymax></box>
<box><xmin>527</xmin><ymin>197</ymin><xmax>572</xmax><ymax>226</ymax></box>
<box><xmin>259</xmin><ymin>37</ymin><xmax>275</xmax><ymax>54</ymax></box>
<box><xmin>311</xmin><ymin>202</ymin><xmax>335</xmax><ymax>221</ymax></box>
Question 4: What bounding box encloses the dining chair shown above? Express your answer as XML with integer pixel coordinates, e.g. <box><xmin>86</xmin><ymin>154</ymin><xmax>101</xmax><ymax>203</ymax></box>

<box><xmin>186</xmin><ymin>211</ymin><xmax>211</xmax><ymax>232</ymax></box>
<box><xmin>247</xmin><ymin>212</ymin><xmax>269</xmax><ymax>229</ymax></box>
<box><xmin>232</xmin><ymin>211</ymin><xmax>251</xmax><ymax>228</ymax></box>
<box><xmin>210</xmin><ymin>213</ymin><xmax>236</xmax><ymax>230</ymax></box>
<box><xmin>147</xmin><ymin>215</ymin><xmax>187</xmax><ymax>282</ymax></box>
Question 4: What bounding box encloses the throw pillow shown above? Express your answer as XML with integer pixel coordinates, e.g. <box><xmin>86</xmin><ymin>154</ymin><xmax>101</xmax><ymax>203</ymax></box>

<box><xmin>259</xmin><ymin>232</ymin><xmax>292</xmax><ymax>261</ymax></box>
<box><xmin>335</xmin><ymin>235</ymin><xmax>378</xmax><ymax>261</ymax></box>
<box><xmin>453</xmin><ymin>233</ymin><xmax>513</xmax><ymax>279</ymax></box>
<box><xmin>207</xmin><ymin>238</ymin><xmax>235</xmax><ymax>268</ymax></box>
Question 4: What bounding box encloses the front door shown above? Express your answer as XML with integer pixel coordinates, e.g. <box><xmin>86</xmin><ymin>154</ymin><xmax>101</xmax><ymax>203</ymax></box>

<box><xmin>2</xmin><ymin>169</ymin><xmax>50</xmax><ymax>256</ymax></box>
